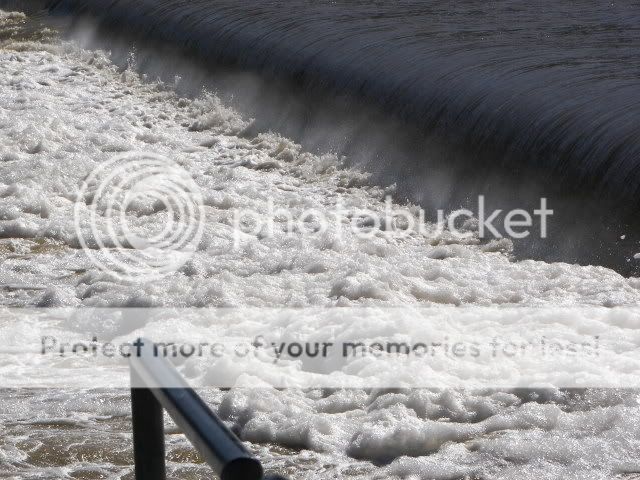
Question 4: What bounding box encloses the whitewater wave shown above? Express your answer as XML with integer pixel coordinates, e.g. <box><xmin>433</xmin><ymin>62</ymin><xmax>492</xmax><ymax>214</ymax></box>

<box><xmin>37</xmin><ymin>0</ymin><xmax>640</xmax><ymax>273</ymax></box>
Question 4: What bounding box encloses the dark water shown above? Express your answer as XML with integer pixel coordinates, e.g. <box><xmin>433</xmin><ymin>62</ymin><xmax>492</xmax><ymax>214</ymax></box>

<box><xmin>39</xmin><ymin>0</ymin><xmax>640</xmax><ymax>272</ymax></box>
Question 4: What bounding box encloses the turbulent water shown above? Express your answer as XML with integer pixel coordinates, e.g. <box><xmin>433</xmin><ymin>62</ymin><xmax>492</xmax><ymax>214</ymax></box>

<box><xmin>1</xmin><ymin>4</ymin><xmax>640</xmax><ymax>480</ymax></box>
<box><xmin>44</xmin><ymin>0</ymin><xmax>640</xmax><ymax>272</ymax></box>
<box><xmin>48</xmin><ymin>0</ymin><xmax>640</xmax><ymax>199</ymax></box>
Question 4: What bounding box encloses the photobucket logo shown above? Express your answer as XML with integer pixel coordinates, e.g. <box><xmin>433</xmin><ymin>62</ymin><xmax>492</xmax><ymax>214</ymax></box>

<box><xmin>73</xmin><ymin>152</ymin><xmax>204</xmax><ymax>282</ymax></box>
<box><xmin>232</xmin><ymin>196</ymin><xmax>553</xmax><ymax>248</ymax></box>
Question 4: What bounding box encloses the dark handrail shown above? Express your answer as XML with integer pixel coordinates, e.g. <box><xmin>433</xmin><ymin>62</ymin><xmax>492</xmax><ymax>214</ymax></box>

<box><xmin>129</xmin><ymin>338</ymin><xmax>287</xmax><ymax>480</ymax></box>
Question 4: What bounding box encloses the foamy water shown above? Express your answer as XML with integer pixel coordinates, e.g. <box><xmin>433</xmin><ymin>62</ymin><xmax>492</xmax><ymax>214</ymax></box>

<box><xmin>1</xmin><ymin>9</ymin><xmax>640</xmax><ymax>480</ymax></box>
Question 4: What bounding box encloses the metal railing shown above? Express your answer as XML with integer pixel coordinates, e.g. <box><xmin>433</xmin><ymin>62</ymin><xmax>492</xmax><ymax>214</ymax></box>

<box><xmin>130</xmin><ymin>338</ymin><xmax>288</xmax><ymax>480</ymax></box>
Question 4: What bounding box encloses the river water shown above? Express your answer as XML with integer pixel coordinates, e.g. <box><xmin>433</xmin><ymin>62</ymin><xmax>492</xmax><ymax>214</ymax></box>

<box><xmin>2</xmin><ymin>4</ymin><xmax>640</xmax><ymax>480</ymax></box>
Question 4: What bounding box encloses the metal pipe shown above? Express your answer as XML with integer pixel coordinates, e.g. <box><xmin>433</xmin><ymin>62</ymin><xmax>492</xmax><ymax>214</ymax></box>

<box><xmin>130</xmin><ymin>338</ymin><xmax>263</xmax><ymax>480</ymax></box>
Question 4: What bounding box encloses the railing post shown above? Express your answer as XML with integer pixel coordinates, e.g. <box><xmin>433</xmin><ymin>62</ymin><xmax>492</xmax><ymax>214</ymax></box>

<box><xmin>131</xmin><ymin>370</ymin><xmax>166</xmax><ymax>480</ymax></box>
<box><xmin>129</xmin><ymin>338</ymin><xmax>287</xmax><ymax>480</ymax></box>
